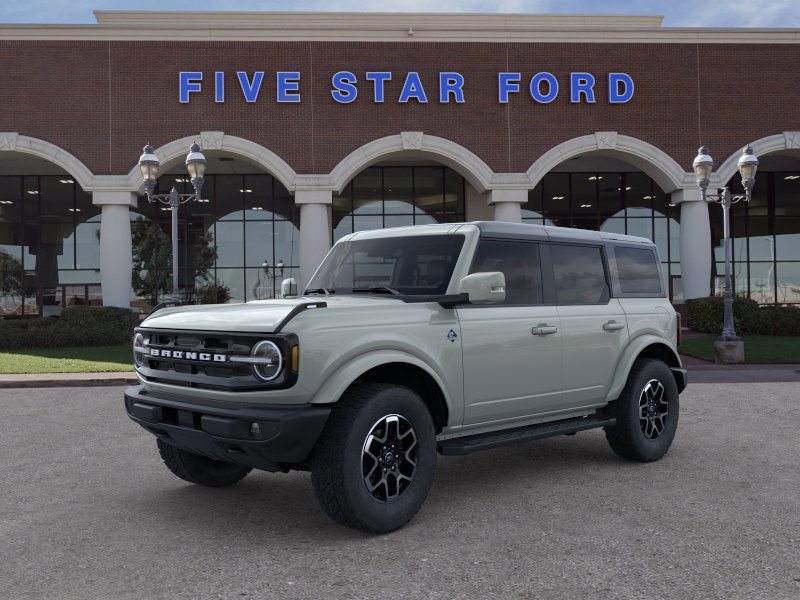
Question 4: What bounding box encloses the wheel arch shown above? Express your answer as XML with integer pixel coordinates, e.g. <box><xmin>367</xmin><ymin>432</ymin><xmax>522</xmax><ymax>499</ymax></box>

<box><xmin>606</xmin><ymin>336</ymin><xmax>683</xmax><ymax>402</ymax></box>
<box><xmin>310</xmin><ymin>351</ymin><xmax>455</xmax><ymax>433</ymax></box>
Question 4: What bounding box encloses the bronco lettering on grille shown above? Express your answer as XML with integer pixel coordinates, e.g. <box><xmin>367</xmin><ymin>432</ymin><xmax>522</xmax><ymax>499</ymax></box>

<box><xmin>150</xmin><ymin>349</ymin><xmax>227</xmax><ymax>362</ymax></box>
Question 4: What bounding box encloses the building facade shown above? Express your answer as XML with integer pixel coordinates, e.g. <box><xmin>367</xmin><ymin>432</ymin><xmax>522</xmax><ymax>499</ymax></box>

<box><xmin>1</xmin><ymin>11</ymin><xmax>799</xmax><ymax>315</ymax></box>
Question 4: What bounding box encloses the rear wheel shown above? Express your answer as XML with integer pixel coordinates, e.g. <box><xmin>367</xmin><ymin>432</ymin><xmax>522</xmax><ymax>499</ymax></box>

<box><xmin>157</xmin><ymin>439</ymin><xmax>252</xmax><ymax>487</ymax></box>
<box><xmin>310</xmin><ymin>383</ymin><xmax>437</xmax><ymax>534</ymax></box>
<box><xmin>605</xmin><ymin>359</ymin><xmax>679</xmax><ymax>462</ymax></box>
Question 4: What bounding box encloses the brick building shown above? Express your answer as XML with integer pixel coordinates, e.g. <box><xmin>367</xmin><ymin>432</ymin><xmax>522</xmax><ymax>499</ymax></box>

<box><xmin>1</xmin><ymin>11</ymin><xmax>799</xmax><ymax>314</ymax></box>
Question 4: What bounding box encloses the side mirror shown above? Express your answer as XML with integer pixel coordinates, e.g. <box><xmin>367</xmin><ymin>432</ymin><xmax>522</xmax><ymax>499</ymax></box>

<box><xmin>280</xmin><ymin>277</ymin><xmax>298</xmax><ymax>298</ymax></box>
<box><xmin>457</xmin><ymin>272</ymin><xmax>506</xmax><ymax>304</ymax></box>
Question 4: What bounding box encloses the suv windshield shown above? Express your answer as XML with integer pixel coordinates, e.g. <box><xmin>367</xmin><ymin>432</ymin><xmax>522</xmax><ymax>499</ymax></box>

<box><xmin>306</xmin><ymin>234</ymin><xmax>465</xmax><ymax>296</ymax></box>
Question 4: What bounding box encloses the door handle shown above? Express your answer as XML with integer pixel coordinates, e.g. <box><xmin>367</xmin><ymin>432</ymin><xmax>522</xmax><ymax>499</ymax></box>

<box><xmin>602</xmin><ymin>320</ymin><xmax>625</xmax><ymax>331</ymax></box>
<box><xmin>531</xmin><ymin>324</ymin><xmax>558</xmax><ymax>336</ymax></box>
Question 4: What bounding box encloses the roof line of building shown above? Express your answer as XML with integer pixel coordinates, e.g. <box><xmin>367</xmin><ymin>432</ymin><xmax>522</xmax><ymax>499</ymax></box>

<box><xmin>1</xmin><ymin>24</ymin><xmax>798</xmax><ymax>44</ymax></box>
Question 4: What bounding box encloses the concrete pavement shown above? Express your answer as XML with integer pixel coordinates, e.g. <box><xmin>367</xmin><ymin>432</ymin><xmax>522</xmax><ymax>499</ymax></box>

<box><xmin>0</xmin><ymin>383</ymin><xmax>798</xmax><ymax>599</ymax></box>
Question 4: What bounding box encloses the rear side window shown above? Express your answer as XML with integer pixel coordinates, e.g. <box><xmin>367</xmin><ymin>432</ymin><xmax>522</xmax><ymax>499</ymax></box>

<box><xmin>470</xmin><ymin>240</ymin><xmax>543</xmax><ymax>305</ymax></box>
<box><xmin>614</xmin><ymin>246</ymin><xmax>662</xmax><ymax>295</ymax></box>
<box><xmin>550</xmin><ymin>245</ymin><xmax>609</xmax><ymax>304</ymax></box>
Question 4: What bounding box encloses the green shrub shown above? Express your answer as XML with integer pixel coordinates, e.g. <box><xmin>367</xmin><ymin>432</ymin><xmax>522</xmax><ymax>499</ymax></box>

<box><xmin>0</xmin><ymin>306</ymin><xmax>134</xmax><ymax>349</ymax></box>
<box><xmin>686</xmin><ymin>296</ymin><xmax>800</xmax><ymax>336</ymax></box>
<box><xmin>196</xmin><ymin>282</ymin><xmax>232</xmax><ymax>305</ymax></box>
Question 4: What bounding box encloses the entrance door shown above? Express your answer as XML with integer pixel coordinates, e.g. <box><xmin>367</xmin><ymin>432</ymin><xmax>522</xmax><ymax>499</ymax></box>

<box><xmin>458</xmin><ymin>239</ymin><xmax>563</xmax><ymax>427</ymax></box>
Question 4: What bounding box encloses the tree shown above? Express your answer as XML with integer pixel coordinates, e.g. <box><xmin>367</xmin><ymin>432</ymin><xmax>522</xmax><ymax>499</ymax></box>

<box><xmin>131</xmin><ymin>217</ymin><xmax>218</xmax><ymax>307</ymax></box>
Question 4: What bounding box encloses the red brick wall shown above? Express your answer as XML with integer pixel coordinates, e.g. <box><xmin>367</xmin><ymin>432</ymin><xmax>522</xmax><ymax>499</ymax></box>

<box><xmin>1</xmin><ymin>39</ymin><xmax>798</xmax><ymax>177</ymax></box>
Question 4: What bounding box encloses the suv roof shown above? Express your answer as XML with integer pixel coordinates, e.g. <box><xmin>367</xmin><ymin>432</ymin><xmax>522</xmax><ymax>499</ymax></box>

<box><xmin>342</xmin><ymin>221</ymin><xmax>653</xmax><ymax>246</ymax></box>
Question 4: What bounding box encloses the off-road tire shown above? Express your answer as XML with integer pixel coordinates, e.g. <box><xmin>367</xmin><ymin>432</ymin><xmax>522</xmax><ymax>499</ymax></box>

<box><xmin>310</xmin><ymin>383</ymin><xmax>437</xmax><ymax>534</ymax></box>
<box><xmin>157</xmin><ymin>439</ymin><xmax>252</xmax><ymax>487</ymax></box>
<box><xmin>605</xmin><ymin>358</ymin><xmax>679</xmax><ymax>462</ymax></box>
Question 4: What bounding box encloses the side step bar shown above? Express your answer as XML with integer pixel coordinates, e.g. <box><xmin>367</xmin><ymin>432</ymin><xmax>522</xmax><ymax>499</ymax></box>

<box><xmin>437</xmin><ymin>415</ymin><xmax>616</xmax><ymax>456</ymax></box>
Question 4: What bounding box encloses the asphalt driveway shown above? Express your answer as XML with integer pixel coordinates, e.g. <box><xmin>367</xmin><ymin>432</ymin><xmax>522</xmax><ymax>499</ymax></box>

<box><xmin>0</xmin><ymin>383</ymin><xmax>798</xmax><ymax>599</ymax></box>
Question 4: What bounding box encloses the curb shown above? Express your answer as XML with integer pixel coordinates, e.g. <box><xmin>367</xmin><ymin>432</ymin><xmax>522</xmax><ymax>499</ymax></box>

<box><xmin>0</xmin><ymin>374</ymin><xmax>138</xmax><ymax>389</ymax></box>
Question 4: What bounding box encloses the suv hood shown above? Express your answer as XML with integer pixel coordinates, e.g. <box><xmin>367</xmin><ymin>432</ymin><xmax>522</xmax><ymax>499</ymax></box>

<box><xmin>140</xmin><ymin>296</ymin><xmax>398</xmax><ymax>333</ymax></box>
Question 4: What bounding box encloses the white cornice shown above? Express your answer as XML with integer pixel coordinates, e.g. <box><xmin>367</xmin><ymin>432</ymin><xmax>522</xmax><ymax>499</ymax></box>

<box><xmin>1</xmin><ymin>11</ymin><xmax>799</xmax><ymax>43</ymax></box>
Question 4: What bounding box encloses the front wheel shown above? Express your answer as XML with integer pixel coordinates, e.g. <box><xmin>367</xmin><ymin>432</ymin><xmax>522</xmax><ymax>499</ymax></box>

<box><xmin>310</xmin><ymin>383</ymin><xmax>437</xmax><ymax>534</ymax></box>
<box><xmin>605</xmin><ymin>359</ymin><xmax>680</xmax><ymax>462</ymax></box>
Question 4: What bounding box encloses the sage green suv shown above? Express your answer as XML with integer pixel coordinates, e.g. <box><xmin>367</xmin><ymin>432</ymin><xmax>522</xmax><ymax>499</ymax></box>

<box><xmin>125</xmin><ymin>221</ymin><xmax>686</xmax><ymax>533</ymax></box>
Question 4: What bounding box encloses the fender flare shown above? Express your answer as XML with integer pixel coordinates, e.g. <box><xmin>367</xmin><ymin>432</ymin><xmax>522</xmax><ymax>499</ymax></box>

<box><xmin>605</xmin><ymin>335</ymin><xmax>682</xmax><ymax>402</ymax></box>
<box><xmin>309</xmin><ymin>349</ymin><xmax>458</xmax><ymax>421</ymax></box>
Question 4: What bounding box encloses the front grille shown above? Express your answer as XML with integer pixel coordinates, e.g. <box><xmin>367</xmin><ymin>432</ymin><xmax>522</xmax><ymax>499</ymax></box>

<box><xmin>135</xmin><ymin>328</ymin><xmax>296</xmax><ymax>391</ymax></box>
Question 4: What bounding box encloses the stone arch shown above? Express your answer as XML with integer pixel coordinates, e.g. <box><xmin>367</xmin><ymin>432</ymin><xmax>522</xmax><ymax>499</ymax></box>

<box><xmin>713</xmin><ymin>131</ymin><xmax>800</xmax><ymax>186</ymax></box>
<box><xmin>123</xmin><ymin>131</ymin><xmax>298</xmax><ymax>192</ymax></box>
<box><xmin>328</xmin><ymin>132</ymin><xmax>496</xmax><ymax>194</ymax></box>
<box><xmin>526</xmin><ymin>132</ymin><xmax>691</xmax><ymax>193</ymax></box>
<box><xmin>0</xmin><ymin>132</ymin><xmax>95</xmax><ymax>190</ymax></box>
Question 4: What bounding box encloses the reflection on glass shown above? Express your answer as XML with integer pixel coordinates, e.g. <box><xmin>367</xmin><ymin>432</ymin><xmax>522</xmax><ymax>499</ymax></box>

<box><xmin>215</xmin><ymin>268</ymin><xmax>244</xmax><ymax>303</ymax></box>
<box><xmin>776</xmin><ymin>263</ymin><xmax>800</xmax><ymax>304</ymax></box>
<box><xmin>749</xmin><ymin>262</ymin><xmax>775</xmax><ymax>304</ymax></box>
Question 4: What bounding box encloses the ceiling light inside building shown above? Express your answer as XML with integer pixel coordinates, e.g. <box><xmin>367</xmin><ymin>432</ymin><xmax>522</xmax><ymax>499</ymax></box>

<box><xmin>552</xmin><ymin>195</ymin><xmax>565</xmax><ymax>200</ymax></box>
<box><xmin>784</xmin><ymin>175</ymin><xmax>800</xmax><ymax>180</ymax></box>
<box><xmin>26</xmin><ymin>190</ymin><xmax>39</xmax><ymax>195</ymax></box>
<box><xmin>251</xmin><ymin>206</ymin><xmax>263</xmax><ymax>210</ymax></box>
<box><xmin>580</xmin><ymin>204</ymin><xmax>592</xmax><ymax>208</ymax></box>
<box><xmin>59</xmin><ymin>179</ymin><xmax>74</xmax><ymax>184</ymax></box>
<box><xmin>240</xmin><ymin>189</ymin><xmax>253</xmax><ymax>193</ymax></box>
<box><xmin>643</xmin><ymin>195</ymin><xmax>653</xmax><ymax>200</ymax></box>
<box><xmin>0</xmin><ymin>200</ymin><xmax>12</xmax><ymax>204</ymax></box>
<box><xmin>68</xmin><ymin>208</ymin><xmax>81</xmax><ymax>212</ymax></box>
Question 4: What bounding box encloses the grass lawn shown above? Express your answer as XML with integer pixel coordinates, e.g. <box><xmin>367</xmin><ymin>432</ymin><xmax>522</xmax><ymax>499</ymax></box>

<box><xmin>0</xmin><ymin>344</ymin><xmax>134</xmax><ymax>374</ymax></box>
<box><xmin>679</xmin><ymin>335</ymin><xmax>800</xmax><ymax>364</ymax></box>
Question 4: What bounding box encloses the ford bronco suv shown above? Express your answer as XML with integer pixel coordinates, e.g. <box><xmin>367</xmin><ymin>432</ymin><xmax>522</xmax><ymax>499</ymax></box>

<box><xmin>125</xmin><ymin>221</ymin><xmax>687</xmax><ymax>533</ymax></box>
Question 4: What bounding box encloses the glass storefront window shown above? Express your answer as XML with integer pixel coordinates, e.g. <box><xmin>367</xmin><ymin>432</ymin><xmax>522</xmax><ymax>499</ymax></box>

<box><xmin>333</xmin><ymin>166</ymin><xmax>466</xmax><ymax>242</ymax></box>
<box><xmin>0</xmin><ymin>175</ymin><xmax>102</xmax><ymax>316</ymax></box>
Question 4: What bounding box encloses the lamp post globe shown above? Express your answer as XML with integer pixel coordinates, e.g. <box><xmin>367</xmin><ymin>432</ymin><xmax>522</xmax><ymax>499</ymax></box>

<box><xmin>185</xmin><ymin>142</ymin><xmax>207</xmax><ymax>196</ymax></box>
<box><xmin>138</xmin><ymin>144</ymin><xmax>160</xmax><ymax>198</ymax></box>
<box><xmin>737</xmin><ymin>145</ymin><xmax>759</xmax><ymax>193</ymax></box>
<box><xmin>692</xmin><ymin>146</ymin><xmax>713</xmax><ymax>198</ymax></box>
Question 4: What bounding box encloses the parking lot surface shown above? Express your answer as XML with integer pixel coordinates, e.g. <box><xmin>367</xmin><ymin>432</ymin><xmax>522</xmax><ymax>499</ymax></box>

<box><xmin>1</xmin><ymin>383</ymin><xmax>798</xmax><ymax>600</ymax></box>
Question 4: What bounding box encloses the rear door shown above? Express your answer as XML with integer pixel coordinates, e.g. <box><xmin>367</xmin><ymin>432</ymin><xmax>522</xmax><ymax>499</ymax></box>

<box><xmin>458</xmin><ymin>239</ymin><xmax>564</xmax><ymax>427</ymax></box>
<box><xmin>547</xmin><ymin>243</ymin><xmax>629</xmax><ymax>406</ymax></box>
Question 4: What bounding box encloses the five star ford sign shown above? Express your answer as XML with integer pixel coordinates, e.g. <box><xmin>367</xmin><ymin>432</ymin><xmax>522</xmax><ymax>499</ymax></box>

<box><xmin>178</xmin><ymin>71</ymin><xmax>635</xmax><ymax>104</ymax></box>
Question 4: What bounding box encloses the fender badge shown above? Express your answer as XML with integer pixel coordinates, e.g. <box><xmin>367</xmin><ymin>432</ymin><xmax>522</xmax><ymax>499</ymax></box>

<box><xmin>447</xmin><ymin>329</ymin><xmax>458</xmax><ymax>343</ymax></box>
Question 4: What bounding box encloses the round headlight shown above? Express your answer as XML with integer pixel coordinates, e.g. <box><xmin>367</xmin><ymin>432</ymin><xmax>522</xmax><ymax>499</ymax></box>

<box><xmin>251</xmin><ymin>340</ymin><xmax>283</xmax><ymax>381</ymax></box>
<box><xmin>133</xmin><ymin>333</ymin><xmax>145</xmax><ymax>368</ymax></box>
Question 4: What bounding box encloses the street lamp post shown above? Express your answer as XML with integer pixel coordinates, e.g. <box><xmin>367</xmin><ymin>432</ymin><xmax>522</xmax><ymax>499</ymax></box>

<box><xmin>692</xmin><ymin>144</ymin><xmax>759</xmax><ymax>362</ymax></box>
<box><xmin>138</xmin><ymin>143</ymin><xmax>206</xmax><ymax>304</ymax></box>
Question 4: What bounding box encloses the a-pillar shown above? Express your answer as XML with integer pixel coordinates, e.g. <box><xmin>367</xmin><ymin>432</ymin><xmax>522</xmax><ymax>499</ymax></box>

<box><xmin>297</xmin><ymin>189</ymin><xmax>332</xmax><ymax>289</ymax></box>
<box><xmin>488</xmin><ymin>188</ymin><xmax>528</xmax><ymax>223</ymax></box>
<box><xmin>93</xmin><ymin>191</ymin><xmax>137</xmax><ymax>308</ymax></box>
<box><xmin>673</xmin><ymin>188</ymin><xmax>712</xmax><ymax>300</ymax></box>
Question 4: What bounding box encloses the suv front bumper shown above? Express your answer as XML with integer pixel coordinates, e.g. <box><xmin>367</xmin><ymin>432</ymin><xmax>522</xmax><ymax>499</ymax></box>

<box><xmin>124</xmin><ymin>385</ymin><xmax>330</xmax><ymax>472</ymax></box>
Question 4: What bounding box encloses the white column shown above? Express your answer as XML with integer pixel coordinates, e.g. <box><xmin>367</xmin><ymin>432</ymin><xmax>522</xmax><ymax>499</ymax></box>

<box><xmin>488</xmin><ymin>188</ymin><xmax>528</xmax><ymax>223</ymax></box>
<box><xmin>674</xmin><ymin>188</ymin><xmax>712</xmax><ymax>300</ymax></box>
<box><xmin>94</xmin><ymin>191</ymin><xmax>137</xmax><ymax>308</ymax></box>
<box><xmin>296</xmin><ymin>189</ymin><xmax>332</xmax><ymax>289</ymax></box>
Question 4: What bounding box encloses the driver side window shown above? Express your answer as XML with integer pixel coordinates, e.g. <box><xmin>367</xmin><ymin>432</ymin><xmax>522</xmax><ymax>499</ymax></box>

<box><xmin>469</xmin><ymin>239</ymin><xmax>543</xmax><ymax>305</ymax></box>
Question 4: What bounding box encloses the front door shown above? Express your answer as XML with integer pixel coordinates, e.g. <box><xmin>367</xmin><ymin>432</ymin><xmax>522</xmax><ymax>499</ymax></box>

<box><xmin>458</xmin><ymin>239</ymin><xmax>564</xmax><ymax>427</ymax></box>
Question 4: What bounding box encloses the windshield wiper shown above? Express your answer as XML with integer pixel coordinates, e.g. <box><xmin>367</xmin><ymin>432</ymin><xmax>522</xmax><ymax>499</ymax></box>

<box><xmin>304</xmin><ymin>287</ymin><xmax>334</xmax><ymax>296</ymax></box>
<box><xmin>351</xmin><ymin>286</ymin><xmax>401</xmax><ymax>295</ymax></box>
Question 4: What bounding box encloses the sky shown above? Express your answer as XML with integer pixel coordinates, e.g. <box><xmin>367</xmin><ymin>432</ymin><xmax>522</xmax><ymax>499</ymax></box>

<box><xmin>1</xmin><ymin>0</ymin><xmax>799</xmax><ymax>27</ymax></box>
